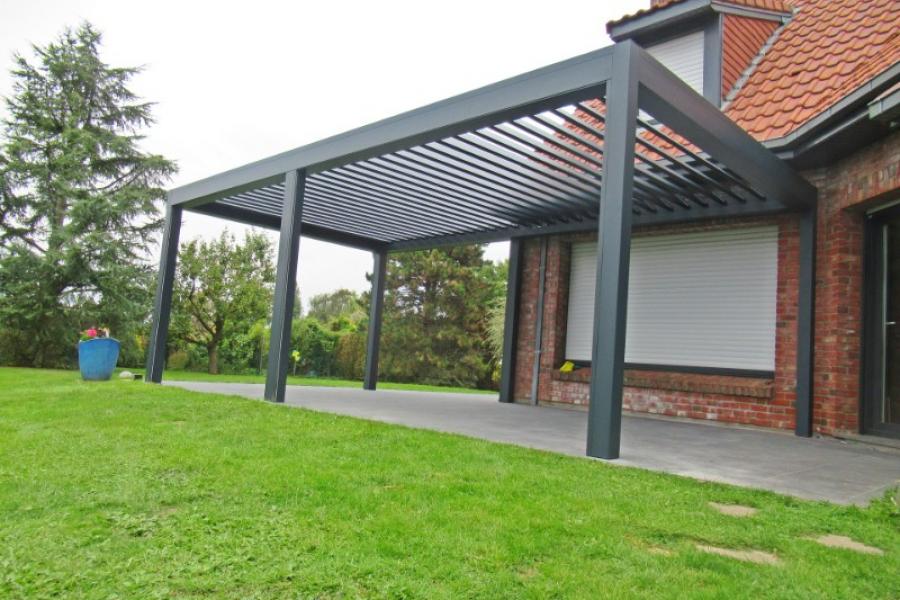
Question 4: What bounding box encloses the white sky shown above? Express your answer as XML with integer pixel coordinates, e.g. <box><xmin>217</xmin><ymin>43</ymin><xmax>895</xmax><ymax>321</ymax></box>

<box><xmin>0</xmin><ymin>0</ymin><xmax>643</xmax><ymax>306</ymax></box>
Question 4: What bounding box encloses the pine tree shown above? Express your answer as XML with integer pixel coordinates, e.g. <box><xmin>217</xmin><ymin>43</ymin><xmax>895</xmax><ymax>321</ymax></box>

<box><xmin>379</xmin><ymin>245</ymin><xmax>506</xmax><ymax>389</ymax></box>
<box><xmin>0</xmin><ymin>23</ymin><xmax>175</xmax><ymax>366</ymax></box>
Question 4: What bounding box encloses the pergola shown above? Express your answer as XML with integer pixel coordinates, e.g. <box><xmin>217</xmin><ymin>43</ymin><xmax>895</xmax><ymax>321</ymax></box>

<box><xmin>146</xmin><ymin>41</ymin><xmax>817</xmax><ymax>459</ymax></box>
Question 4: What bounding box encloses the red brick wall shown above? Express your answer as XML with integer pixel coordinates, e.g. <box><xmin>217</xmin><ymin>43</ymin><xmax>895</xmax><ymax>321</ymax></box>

<box><xmin>804</xmin><ymin>131</ymin><xmax>900</xmax><ymax>434</ymax></box>
<box><xmin>511</xmin><ymin>130</ymin><xmax>900</xmax><ymax>435</ymax></box>
<box><xmin>513</xmin><ymin>216</ymin><xmax>800</xmax><ymax>431</ymax></box>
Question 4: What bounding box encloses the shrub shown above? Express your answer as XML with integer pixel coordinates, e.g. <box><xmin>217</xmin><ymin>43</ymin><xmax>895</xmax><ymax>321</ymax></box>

<box><xmin>333</xmin><ymin>331</ymin><xmax>366</xmax><ymax>380</ymax></box>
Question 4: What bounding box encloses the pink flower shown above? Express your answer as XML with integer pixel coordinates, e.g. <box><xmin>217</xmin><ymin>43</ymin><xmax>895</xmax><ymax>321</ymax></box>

<box><xmin>86</xmin><ymin>328</ymin><xmax>98</xmax><ymax>338</ymax></box>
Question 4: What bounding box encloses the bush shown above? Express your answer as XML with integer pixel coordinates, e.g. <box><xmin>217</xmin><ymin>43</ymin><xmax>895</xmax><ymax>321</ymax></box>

<box><xmin>291</xmin><ymin>318</ymin><xmax>339</xmax><ymax>376</ymax></box>
<box><xmin>166</xmin><ymin>350</ymin><xmax>190</xmax><ymax>370</ymax></box>
<box><xmin>333</xmin><ymin>331</ymin><xmax>366</xmax><ymax>380</ymax></box>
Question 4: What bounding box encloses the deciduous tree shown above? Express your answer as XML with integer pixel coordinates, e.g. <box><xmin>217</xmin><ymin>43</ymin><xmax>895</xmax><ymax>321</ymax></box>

<box><xmin>170</xmin><ymin>230</ymin><xmax>274</xmax><ymax>374</ymax></box>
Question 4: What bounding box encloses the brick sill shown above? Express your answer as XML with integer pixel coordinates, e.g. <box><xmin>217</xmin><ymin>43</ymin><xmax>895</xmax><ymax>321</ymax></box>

<box><xmin>552</xmin><ymin>368</ymin><xmax>774</xmax><ymax>400</ymax></box>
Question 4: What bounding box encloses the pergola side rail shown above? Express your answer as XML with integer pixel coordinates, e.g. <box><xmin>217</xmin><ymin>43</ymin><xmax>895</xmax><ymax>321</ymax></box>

<box><xmin>191</xmin><ymin>201</ymin><xmax>388</xmax><ymax>251</ymax></box>
<box><xmin>167</xmin><ymin>48</ymin><xmax>614</xmax><ymax>208</ymax></box>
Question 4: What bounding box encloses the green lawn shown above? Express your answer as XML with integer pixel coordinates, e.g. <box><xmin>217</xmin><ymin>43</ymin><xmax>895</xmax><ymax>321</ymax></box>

<box><xmin>1</xmin><ymin>368</ymin><xmax>897</xmax><ymax>598</ymax></box>
<box><xmin>129</xmin><ymin>368</ymin><xmax>496</xmax><ymax>395</ymax></box>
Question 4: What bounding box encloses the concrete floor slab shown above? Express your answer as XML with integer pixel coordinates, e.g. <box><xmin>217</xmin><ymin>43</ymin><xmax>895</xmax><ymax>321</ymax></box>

<box><xmin>165</xmin><ymin>381</ymin><xmax>900</xmax><ymax>505</ymax></box>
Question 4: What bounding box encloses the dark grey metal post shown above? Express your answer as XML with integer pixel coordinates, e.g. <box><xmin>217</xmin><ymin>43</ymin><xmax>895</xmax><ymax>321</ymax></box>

<box><xmin>499</xmin><ymin>238</ymin><xmax>524</xmax><ymax>403</ymax></box>
<box><xmin>363</xmin><ymin>249</ymin><xmax>388</xmax><ymax>390</ymax></box>
<box><xmin>146</xmin><ymin>202</ymin><xmax>183</xmax><ymax>383</ymax></box>
<box><xmin>795</xmin><ymin>207</ymin><xmax>817</xmax><ymax>436</ymax></box>
<box><xmin>586</xmin><ymin>42</ymin><xmax>639</xmax><ymax>460</ymax></box>
<box><xmin>264</xmin><ymin>170</ymin><xmax>306</xmax><ymax>403</ymax></box>
<box><xmin>530</xmin><ymin>238</ymin><xmax>548</xmax><ymax>405</ymax></box>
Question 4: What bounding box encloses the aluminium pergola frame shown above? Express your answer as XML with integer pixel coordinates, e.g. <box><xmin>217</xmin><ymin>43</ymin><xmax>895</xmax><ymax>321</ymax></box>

<box><xmin>146</xmin><ymin>41</ymin><xmax>817</xmax><ymax>459</ymax></box>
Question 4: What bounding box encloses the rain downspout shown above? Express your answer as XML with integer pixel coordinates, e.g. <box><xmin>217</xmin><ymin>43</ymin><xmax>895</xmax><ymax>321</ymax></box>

<box><xmin>530</xmin><ymin>238</ymin><xmax>548</xmax><ymax>405</ymax></box>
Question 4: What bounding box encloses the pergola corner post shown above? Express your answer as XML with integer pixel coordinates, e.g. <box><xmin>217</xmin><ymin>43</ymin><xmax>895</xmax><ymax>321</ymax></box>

<box><xmin>145</xmin><ymin>202</ymin><xmax>183</xmax><ymax>384</ymax></box>
<box><xmin>499</xmin><ymin>238</ymin><xmax>524</xmax><ymax>403</ymax></box>
<box><xmin>586</xmin><ymin>41</ymin><xmax>639</xmax><ymax>460</ymax></box>
<box><xmin>264</xmin><ymin>170</ymin><xmax>306</xmax><ymax>403</ymax></box>
<box><xmin>794</xmin><ymin>206</ymin><xmax>818</xmax><ymax>436</ymax></box>
<box><xmin>363</xmin><ymin>249</ymin><xmax>388</xmax><ymax>390</ymax></box>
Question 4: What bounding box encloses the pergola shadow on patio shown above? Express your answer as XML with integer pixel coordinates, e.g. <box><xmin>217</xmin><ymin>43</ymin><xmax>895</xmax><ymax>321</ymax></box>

<box><xmin>146</xmin><ymin>41</ymin><xmax>817</xmax><ymax>460</ymax></box>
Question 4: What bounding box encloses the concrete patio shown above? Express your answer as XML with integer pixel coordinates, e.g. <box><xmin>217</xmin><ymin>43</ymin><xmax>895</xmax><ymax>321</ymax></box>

<box><xmin>166</xmin><ymin>381</ymin><xmax>900</xmax><ymax>505</ymax></box>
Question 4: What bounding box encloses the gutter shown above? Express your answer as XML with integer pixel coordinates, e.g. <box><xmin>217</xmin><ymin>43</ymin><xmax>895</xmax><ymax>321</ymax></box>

<box><xmin>868</xmin><ymin>85</ymin><xmax>900</xmax><ymax>124</ymax></box>
<box><xmin>764</xmin><ymin>62</ymin><xmax>900</xmax><ymax>159</ymax></box>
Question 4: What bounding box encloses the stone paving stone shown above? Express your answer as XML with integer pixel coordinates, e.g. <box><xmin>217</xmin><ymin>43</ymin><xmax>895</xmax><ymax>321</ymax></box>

<box><xmin>708</xmin><ymin>502</ymin><xmax>758</xmax><ymax>517</ymax></box>
<box><xmin>808</xmin><ymin>535</ymin><xmax>884</xmax><ymax>555</ymax></box>
<box><xmin>696</xmin><ymin>545</ymin><xmax>779</xmax><ymax>565</ymax></box>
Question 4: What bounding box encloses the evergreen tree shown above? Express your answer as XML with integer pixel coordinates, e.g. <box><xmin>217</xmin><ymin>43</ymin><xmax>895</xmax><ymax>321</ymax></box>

<box><xmin>0</xmin><ymin>23</ymin><xmax>175</xmax><ymax>366</ymax></box>
<box><xmin>379</xmin><ymin>245</ymin><xmax>506</xmax><ymax>389</ymax></box>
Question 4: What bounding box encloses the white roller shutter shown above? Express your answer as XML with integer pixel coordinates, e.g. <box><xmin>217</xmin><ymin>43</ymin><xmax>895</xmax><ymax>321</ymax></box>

<box><xmin>646</xmin><ymin>31</ymin><xmax>705</xmax><ymax>95</ymax></box>
<box><xmin>565</xmin><ymin>226</ymin><xmax>778</xmax><ymax>371</ymax></box>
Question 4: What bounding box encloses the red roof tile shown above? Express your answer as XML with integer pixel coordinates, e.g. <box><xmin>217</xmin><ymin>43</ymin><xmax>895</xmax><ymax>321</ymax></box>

<box><xmin>722</xmin><ymin>14</ymin><xmax>781</xmax><ymax>99</ymax></box>
<box><xmin>725</xmin><ymin>0</ymin><xmax>900</xmax><ymax>140</ymax></box>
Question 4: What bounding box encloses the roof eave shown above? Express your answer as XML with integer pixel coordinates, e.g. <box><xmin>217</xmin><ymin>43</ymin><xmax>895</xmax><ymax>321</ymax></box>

<box><xmin>607</xmin><ymin>0</ymin><xmax>713</xmax><ymax>41</ymax></box>
<box><xmin>763</xmin><ymin>61</ymin><xmax>900</xmax><ymax>158</ymax></box>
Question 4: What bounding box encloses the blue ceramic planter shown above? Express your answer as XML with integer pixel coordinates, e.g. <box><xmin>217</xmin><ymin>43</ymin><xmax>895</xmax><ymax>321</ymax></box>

<box><xmin>78</xmin><ymin>338</ymin><xmax>120</xmax><ymax>381</ymax></box>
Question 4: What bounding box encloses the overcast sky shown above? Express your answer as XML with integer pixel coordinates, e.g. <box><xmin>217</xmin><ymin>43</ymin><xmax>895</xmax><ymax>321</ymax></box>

<box><xmin>0</xmin><ymin>0</ymin><xmax>644</xmax><ymax>306</ymax></box>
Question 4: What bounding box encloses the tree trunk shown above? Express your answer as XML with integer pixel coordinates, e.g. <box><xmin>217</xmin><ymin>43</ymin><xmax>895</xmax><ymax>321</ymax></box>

<box><xmin>208</xmin><ymin>343</ymin><xmax>219</xmax><ymax>374</ymax></box>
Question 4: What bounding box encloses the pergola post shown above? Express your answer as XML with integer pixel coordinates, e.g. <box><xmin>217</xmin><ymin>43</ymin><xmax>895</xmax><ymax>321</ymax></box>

<box><xmin>794</xmin><ymin>207</ymin><xmax>817</xmax><ymax>436</ymax></box>
<box><xmin>363</xmin><ymin>249</ymin><xmax>388</xmax><ymax>390</ymax></box>
<box><xmin>264</xmin><ymin>170</ymin><xmax>306</xmax><ymax>403</ymax></box>
<box><xmin>499</xmin><ymin>238</ymin><xmax>523</xmax><ymax>403</ymax></box>
<box><xmin>145</xmin><ymin>202</ymin><xmax>183</xmax><ymax>384</ymax></box>
<box><xmin>586</xmin><ymin>42</ymin><xmax>639</xmax><ymax>459</ymax></box>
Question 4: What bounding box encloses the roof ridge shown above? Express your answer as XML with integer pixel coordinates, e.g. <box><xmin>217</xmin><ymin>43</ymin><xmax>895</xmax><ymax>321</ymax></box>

<box><xmin>721</xmin><ymin>10</ymin><xmax>794</xmax><ymax>110</ymax></box>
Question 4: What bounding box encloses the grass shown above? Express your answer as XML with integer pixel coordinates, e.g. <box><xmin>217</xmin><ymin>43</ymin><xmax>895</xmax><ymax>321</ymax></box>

<box><xmin>1</xmin><ymin>367</ymin><xmax>897</xmax><ymax>599</ymax></box>
<box><xmin>126</xmin><ymin>368</ymin><xmax>496</xmax><ymax>395</ymax></box>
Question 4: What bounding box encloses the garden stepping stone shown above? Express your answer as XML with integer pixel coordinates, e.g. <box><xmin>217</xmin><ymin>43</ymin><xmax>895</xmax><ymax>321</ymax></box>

<box><xmin>708</xmin><ymin>502</ymin><xmax>757</xmax><ymax>517</ymax></box>
<box><xmin>696</xmin><ymin>545</ymin><xmax>779</xmax><ymax>565</ymax></box>
<box><xmin>808</xmin><ymin>535</ymin><xmax>883</xmax><ymax>555</ymax></box>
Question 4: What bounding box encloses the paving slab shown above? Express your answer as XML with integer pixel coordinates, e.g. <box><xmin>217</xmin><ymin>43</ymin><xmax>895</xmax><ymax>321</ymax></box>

<box><xmin>165</xmin><ymin>381</ymin><xmax>900</xmax><ymax>505</ymax></box>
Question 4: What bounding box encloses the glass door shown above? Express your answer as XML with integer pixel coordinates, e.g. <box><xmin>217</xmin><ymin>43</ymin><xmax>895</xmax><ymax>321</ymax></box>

<box><xmin>864</xmin><ymin>206</ymin><xmax>900</xmax><ymax>437</ymax></box>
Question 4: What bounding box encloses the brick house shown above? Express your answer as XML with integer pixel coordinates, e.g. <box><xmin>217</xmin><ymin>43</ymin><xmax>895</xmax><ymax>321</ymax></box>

<box><xmin>509</xmin><ymin>0</ymin><xmax>900</xmax><ymax>441</ymax></box>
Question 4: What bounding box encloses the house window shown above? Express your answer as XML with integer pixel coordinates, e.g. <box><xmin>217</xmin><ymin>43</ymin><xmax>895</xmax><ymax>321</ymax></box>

<box><xmin>646</xmin><ymin>30</ymin><xmax>705</xmax><ymax>95</ymax></box>
<box><xmin>565</xmin><ymin>226</ymin><xmax>778</xmax><ymax>372</ymax></box>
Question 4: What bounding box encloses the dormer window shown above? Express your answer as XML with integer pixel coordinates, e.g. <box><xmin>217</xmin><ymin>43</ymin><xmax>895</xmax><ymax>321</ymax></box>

<box><xmin>646</xmin><ymin>31</ymin><xmax>705</xmax><ymax>96</ymax></box>
<box><xmin>607</xmin><ymin>1</ymin><xmax>793</xmax><ymax>107</ymax></box>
